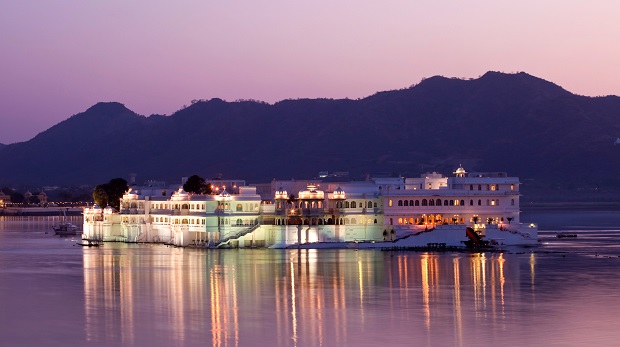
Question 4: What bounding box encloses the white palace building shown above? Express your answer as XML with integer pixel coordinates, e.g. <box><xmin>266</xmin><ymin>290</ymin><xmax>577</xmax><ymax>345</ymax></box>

<box><xmin>82</xmin><ymin>167</ymin><xmax>538</xmax><ymax>248</ymax></box>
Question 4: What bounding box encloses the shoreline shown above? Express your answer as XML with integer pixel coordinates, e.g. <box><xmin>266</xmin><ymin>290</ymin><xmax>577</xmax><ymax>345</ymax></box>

<box><xmin>522</xmin><ymin>201</ymin><xmax>620</xmax><ymax>211</ymax></box>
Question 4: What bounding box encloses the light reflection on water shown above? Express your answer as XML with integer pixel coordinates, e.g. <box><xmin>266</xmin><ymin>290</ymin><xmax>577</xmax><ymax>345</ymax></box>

<box><xmin>1</xmin><ymin>213</ymin><xmax>620</xmax><ymax>346</ymax></box>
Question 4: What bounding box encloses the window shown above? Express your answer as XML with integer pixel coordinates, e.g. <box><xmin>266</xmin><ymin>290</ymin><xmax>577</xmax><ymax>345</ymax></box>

<box><xmin>403</xmin><ymin>200</ymin><xmax>408</xmax><ymax>206</ymax></box>
<box><xmin>398</xmin><ymin>200</ymin><xmax>403</xmax><ymax>206</ymax></box>
<box><xmin>470</xmin><ymin>185</ymin><xmax>474</xmax><ymax>190</ymax></box>
<box><xmin>478</xmin><ymin>199</ymin><xmax>481</xmax><ymax>206</ymax></box>
<box><xmin>367</xmin><ymin>201</ymin><xmax>372</xmax><ymax>208</ymax></box>
<box><xmin>409</xmin><ymin>200</ymin><xmax>414</xmax><ymax>206</ymax></box>
<box><xmin>478</xmin><ymin>185</ymin><xmax>481</xmax><ymax>190</ymax></box>
<box><xmin>345</xmin><ymin>201</ymin><xmax>350</xmax><ymax>208</ymax></box>
<box><xmin>236</xmin><ymin>204</ymin><xmax>243</xmax><ymax>212</ymax></box>
<box><xmin>444</xmin><ymin>200</ymin><xmax>449</xmax><ymax>206</ymax></box>
<box><xmin>415</xmin><ymin>200</ymin><xmax>420</xmax><ymax>206</ymax></box>
<box><xmin>510</xmin><ymin>184</ymin><xmax>515</xmax><ymax>191</ymax></box>
<box><xmin>429</xmin><ymin>199</ymin><xmax>435</xmax><ymax>206</ymax></box>
<box><xmin>374</xmin><ymin>202</ymin><xmax>378</xmax><ymax>208</ymax></box>
<box><xmin>436</xmin><ymin>199</ymin><xmax>441</xmax><ymax>206</ymax></box>
<box><xmin>460</xmin><ymin>200</ymin><xmax>465</xmax><ymax>206</ymax></box>
<box><xmin>351</xmin><ymin>201</ymin><xmax>357</xmax><ymax>208</ymax></box>
<box><xmin>449</xmin><ymin>200</ymin><xmax>454</xmax><ymax>206</ymax></box>
<box><xmin>422</xmin><ymin>199</ymin><xmax>428</xmax><ymax>206</ymax></box>
<box><xmin>511</xmin><ymin>199</ymin><xmax>515</xmax><ymax>206</ymax></box>
<box><xmin>491</xmin><ymin>185</ymin><xmax>496</xmax><ymax>191</ymax></box>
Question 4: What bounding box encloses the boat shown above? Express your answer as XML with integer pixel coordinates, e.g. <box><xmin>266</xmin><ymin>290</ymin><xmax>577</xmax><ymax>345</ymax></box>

<box><xmin>76</xmin><ymin>239</ymin><xmax>102</xmax><ymax>247</ymax></box>
<box><xmin>556</xmin><ymin>232</ymin><xmax>577</xmax><ymax>238</ymax></box>
<box><xmin>52</xmin><ymin>221</ymin><xmax>79</xmax><ymax>235</ymax></box>
<box><xmin>52</xmin><ymin>207</ymin><xmax>80</xmax><ymax>235</ymax></box>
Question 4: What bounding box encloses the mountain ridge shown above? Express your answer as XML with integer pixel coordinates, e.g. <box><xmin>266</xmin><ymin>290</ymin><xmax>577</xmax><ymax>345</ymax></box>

<box><xmin>1</xmin><ymin>71</ymin><xmax>619</xmax><ymax>201</ymax></box>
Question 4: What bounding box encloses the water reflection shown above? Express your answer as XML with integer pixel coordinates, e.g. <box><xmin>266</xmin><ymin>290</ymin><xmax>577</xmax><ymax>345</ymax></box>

<box><xmin>79</xmin><ymin>247</ymin><xmax>542</xmax><ymax>346</ymax></box>
<box><xmin>5</xmin><ymin>213</ymin><xmax>620</xmax><ymax>346</ymax></box>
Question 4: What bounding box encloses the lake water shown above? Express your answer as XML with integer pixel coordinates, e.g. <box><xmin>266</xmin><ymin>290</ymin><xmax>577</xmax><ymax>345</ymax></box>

<box><xmin>1</xmin><ymin>211</ymin><xmax>620</xmax><ymax>347</ymax></box>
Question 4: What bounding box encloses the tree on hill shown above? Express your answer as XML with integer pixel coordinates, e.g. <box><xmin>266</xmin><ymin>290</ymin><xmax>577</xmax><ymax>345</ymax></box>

<box><xmin>183</xmin><ymin>175</ymin><xmax>212</xmax><ymax>195</ymax></box>
<box><xmin>92</xmin><ymin>178</ymin><xmax>128</xmax><ymax>210</ymax></box>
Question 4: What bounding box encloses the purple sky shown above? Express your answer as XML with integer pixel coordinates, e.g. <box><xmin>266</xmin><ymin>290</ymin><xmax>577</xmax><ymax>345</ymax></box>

<box><xmin>1</xmin><ymin>1</ymin><xmax>619</xmax><ymax>144</ymax></box>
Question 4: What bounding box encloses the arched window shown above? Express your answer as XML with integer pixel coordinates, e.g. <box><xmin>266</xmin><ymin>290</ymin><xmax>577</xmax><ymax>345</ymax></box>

<box><xmin>478</xmin><ymin>199</ymin><xmax>481</xmax><ymax>206</ymax></box>
<box><xmin>236</xmin><ymin>204</ymin><xmax>242</xmax><ymax>211</ymax></box>
<box><xmin>367</xmin><ymin>201</ymin><xmax>372</xmax><ymax>208</ymax></box>
<box><xmin>436</xmin><ymin>199</ymin><xmax>441</xmax><ymax>206</ymax></box>
<box><xmin>449</xmin><ymin>200</ymin><xmax>454</xmax><ymax>206</ymax></box>
<box><xmin>409</xmin><ymin>200</ymin><xmax>414</xmax><ymax>206</ymax></box>
<box><xmin>350</xmin><ymin>218</ymin><xmax>356</xmax><ymax>224</ymax></box>
<box><xmin>511</xmin><ymin>199</ymin><xmax>515</xmax><ymax>206</ymax></box>
<box><xmin>374</xmin><ymin>219</ymin><xmax>377</xmax><ymax>224</ymax></box>
<box><xmin>470</xmin><ymin>185</ymin><xmax>474</xmax><ymax>190</ymax></box>
<box><xmin>460</xmin><ymin>200</ymin><xmax>465</xmax><ymax>206</ymax></box>
<box><xmin>429</xmin><ymin>199</ymin><xmax>435</xmax><ymax>206</ymax></box>
<box><xmin>345</xmin><ymin>201</ymin><xmax>350</xmax><ymax>208</ymax></box>
<box><xmin>345</xmin><ymin>218</ymin><xmax>350</xmax><ymax>224</ymax></box>
<box><xmin>374</xmin><ymin>202</ymin><xmax>378</xmax><ymax>208</ymax></box>
<box><xmin>422</xmin><ymin>199</ymin><xmax>428</xmax><ymax>206</ymax></box>
<box><xmin>444</xmin><ymin>200</ymin><xmax>449</xmax><ymax>206</ymax></box>
<box><xmin>478</xmin><ymin>185</ymin><xmax>482</xmax><ymax>190</ymax></box>
<box><xmin>398</xmin><ymin>200</ymin><xmax>403</xmax><ymax>206</ymax></box>
<box><xmin>182</xmin><ymin>204</ymin><xmax>189</xmax><ymax>209</ymax></box>
<box><xmin>236</xmin><ymin>218</ymin><xmax>242</xmax><ymax>225</ymax></box>
<box><xmin>415</xmin><ymin>200</ymin><xmax>420</xmax><ymax>206</ymax></box>
<box><xmin>403</xmin><ymin>200</ymin><xmax>408</xmax><ymax>206</ymax></box>
<box><xmin>470</xmin><ymin>200</ymin><xmax>473</xmax><ymax>206</ymax></box>
<box><xmin>351</xmin><ymin>201</ymin><xmax>357</xmax><ymax>208</ymax></box>
<box><xmin>398</xmin><ymin>218</ymin><xmax>403</xmax><ymax>224</ymax></box>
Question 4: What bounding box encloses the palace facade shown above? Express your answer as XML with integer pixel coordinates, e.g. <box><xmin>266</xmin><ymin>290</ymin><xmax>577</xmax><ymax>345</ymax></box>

<box><xmin>83</xmin><ymin>167</ymin><xmax>538</xmax><ymax>248</ymax></box>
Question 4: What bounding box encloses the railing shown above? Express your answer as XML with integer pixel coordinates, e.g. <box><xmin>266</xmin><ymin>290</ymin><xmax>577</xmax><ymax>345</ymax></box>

<box><xmin>215</xmin><ymin>224</ymin><xmax>261</xmax><ymax>247</ymax></box>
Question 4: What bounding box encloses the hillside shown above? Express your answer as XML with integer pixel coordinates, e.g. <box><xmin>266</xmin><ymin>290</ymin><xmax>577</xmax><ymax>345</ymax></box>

<box><xmin>1</xmin><ymin>72</ymin><xmax>620</xmax><ymax>201</ymax></box>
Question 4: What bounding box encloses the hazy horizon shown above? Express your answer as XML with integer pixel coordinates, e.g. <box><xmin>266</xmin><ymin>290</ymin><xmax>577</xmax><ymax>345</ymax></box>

<box><xmin>1</xmin><ymin>0</ymin><xmax>619</xmax><ymax>144</ymax></box>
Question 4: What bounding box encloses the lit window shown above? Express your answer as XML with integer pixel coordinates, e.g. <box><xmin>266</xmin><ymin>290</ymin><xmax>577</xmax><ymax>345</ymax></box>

<box><xmin>389</xmin><ymin>200</ymin><xmax>393</xmax><ymax>207</ymax></box>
